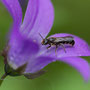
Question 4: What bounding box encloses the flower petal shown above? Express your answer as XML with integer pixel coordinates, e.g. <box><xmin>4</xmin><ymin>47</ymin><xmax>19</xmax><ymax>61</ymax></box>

<box><xmin>8</xmin><ymin>27</ymin><xmax>39</xmax><ymax>69</ymax></box>
<box><xmin>25</xmin><ymin>55</ymin><xmax>90</xmax><ymax>81</ymax></box>
<box><xmin>25</xmin><ymin>56</ymin><xmax>55</xmax><ymax>73</ymax></box>
<box><xmin>1</xmin><ymin>0</ymin><xmax>22</xmax><ymax>26</ymax></box>
<box><xmin>21</xmin><ymin>0</ymin><xmax>54</xmax><ymax>42</ymax></box>
<box><xmin>21</xmin><ymin>0</ymin><xmax>38</xmax><ymax>32</ymax></box>
<box><xmin>40</xmin><ymin>33</ymin><xmax>90</xmax><ymax>57</ymax></box>
<box><xmin>59</xmin><ymin>57</ymin><xmax>90</xmax><ymax>81</ymax></box>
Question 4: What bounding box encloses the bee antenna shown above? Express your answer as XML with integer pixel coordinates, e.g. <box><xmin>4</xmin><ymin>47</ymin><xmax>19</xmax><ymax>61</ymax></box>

<box><xmin>39</xmin><ymin>33</ymin><xmax>44</xmax><ymax>39</ymax></box>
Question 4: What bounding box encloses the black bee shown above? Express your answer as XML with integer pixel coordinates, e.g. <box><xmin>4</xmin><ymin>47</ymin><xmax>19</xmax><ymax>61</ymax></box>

<box><xmin>39</xmin><ymin>33</ymin><xmax>75</xmax><ymax>53</ymax></box>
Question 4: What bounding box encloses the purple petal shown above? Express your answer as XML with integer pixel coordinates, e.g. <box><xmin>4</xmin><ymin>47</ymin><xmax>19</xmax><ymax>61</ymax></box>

<box><xmin>8</xmin><ymin>27</ymin><xmax>39</xmax><ymax>69</ymax></box>
<box><xmin>59</xmin><ymin>57</ymin><xmax>90</xmax><ymax>81</ymax></box>
<box><xmin>1</xmin><ymin>0</ymin><xmax>22</xmax><ymax>26</ymax></box>
<box><xmin>40</xmin><ymin>33</ymin><xmax>90</xmax><ymax>57</ymax></box>
<box><xmin>25</xmin><ymin>56</ymin><xmax>55</xmax><ymax>73</ymax></box>
<box><xmin>21</xmin><ymin>0</ymin><xmax>54</xmax><ymax>42</ymax></box>
<box><xmin>21</xmin><ymin>0</ymin><xmax>38</xmax><ymax>32</ymax></box>
<box><xmin>25</xmin><ymin>55</ymin><xmax>90</xmax><ymax>81</ymax></box>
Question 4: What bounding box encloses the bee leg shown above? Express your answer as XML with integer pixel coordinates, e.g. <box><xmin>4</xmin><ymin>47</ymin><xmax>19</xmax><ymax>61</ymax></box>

<box><xmin>47</xmin><ymin>44</ymin><xmax>51</xmax><ymax>49</ymax></box>
<box><xmin>60</xmin><ymin>44</ymin><xmax>66</xmax><ymax>53</ymax></box>
<box><xmin>55</xmin><ymin>45</ymin><xmax>58</xmax><ymax>55</ymax></box>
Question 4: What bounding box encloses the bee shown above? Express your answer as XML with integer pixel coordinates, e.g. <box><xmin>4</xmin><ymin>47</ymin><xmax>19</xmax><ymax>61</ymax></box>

<box><xmin>39</xmin><ymin>33</ymin><xmax>75</xmax><ymax>54</ymax></box>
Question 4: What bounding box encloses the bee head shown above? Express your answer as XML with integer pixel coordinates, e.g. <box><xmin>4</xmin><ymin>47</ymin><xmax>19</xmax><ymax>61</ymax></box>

<box><xmin>39</xmin><ymin>33</ymin><xmax>48</xmax><ymax>45</ymax></box>
<box><xmin>41</xmin><ymin>39</ymin><xmax>48</xmax><ymax>45</ymax></box>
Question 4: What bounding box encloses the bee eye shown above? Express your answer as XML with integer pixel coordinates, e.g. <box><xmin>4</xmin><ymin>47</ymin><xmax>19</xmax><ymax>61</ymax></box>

<box><xmin>41</xmin><ymin>41</ymin><xmax>44</xmax><ymax>45</ymax></box>
<box><xmin>41</xmin><ymin>39</ymin><xmax>48</xmax><ymax>45</ymax></box>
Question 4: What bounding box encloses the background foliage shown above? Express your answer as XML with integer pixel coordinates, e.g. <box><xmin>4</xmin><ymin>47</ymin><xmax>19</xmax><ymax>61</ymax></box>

<box><xmin>0</xmin><ymin>0</ymin><xmax>90</xmax><ymax>90</ymax></box>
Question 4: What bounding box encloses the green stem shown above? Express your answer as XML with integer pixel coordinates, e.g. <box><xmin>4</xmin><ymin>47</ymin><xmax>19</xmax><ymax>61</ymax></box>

<box><xmin>0</xmin><ymin>73</ymin><xmax>7</xmax><ymax>86</ymax></box>
<box><xmin>1</xmin><ymin>73</ymin><xmax>7</xmax><ymax>80</ymax></box>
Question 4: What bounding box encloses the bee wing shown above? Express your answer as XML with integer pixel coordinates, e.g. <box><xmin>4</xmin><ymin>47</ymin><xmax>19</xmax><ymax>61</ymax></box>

<box><xmin>48</xmin><ymin>36</ymin><xmax>74</xmax><ymax>42</ymax></box>
<box><xmin>53</xmin><ymin>37</ymin><xmax>65</xmax><ymax>42</ymax></box>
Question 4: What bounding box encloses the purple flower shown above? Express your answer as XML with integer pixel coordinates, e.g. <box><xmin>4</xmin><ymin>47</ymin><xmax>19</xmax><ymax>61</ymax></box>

<box><xmin>1</xmin><ymin>0</ymin><xmax>90</xmax><ymax>81</ymax></box>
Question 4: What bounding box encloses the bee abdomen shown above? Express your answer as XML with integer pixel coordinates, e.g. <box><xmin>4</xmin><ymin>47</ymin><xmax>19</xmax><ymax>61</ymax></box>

<box><xmin>71</xmin><ymin>40</ymin><xmax>75</xmax><ymax>46</ymax></box>
<box><xmin>60</xmin><ymin>40</ymin><xmax>75</xmax><ymax>46</ymax></box>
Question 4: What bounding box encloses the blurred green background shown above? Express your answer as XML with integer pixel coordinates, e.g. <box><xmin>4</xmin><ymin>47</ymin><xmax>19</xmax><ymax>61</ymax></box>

<box><xmin>0</xmin><ymin>0</ymin><xmax>90</xmax><ymax>90</ymax></box>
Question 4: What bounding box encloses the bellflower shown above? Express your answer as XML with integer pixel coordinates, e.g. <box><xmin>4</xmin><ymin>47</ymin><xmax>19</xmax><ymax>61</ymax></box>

<box><xmin>1</xmin><ymin>0</ymin><xmax>90</xmax><ymax>81</ymax></box>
